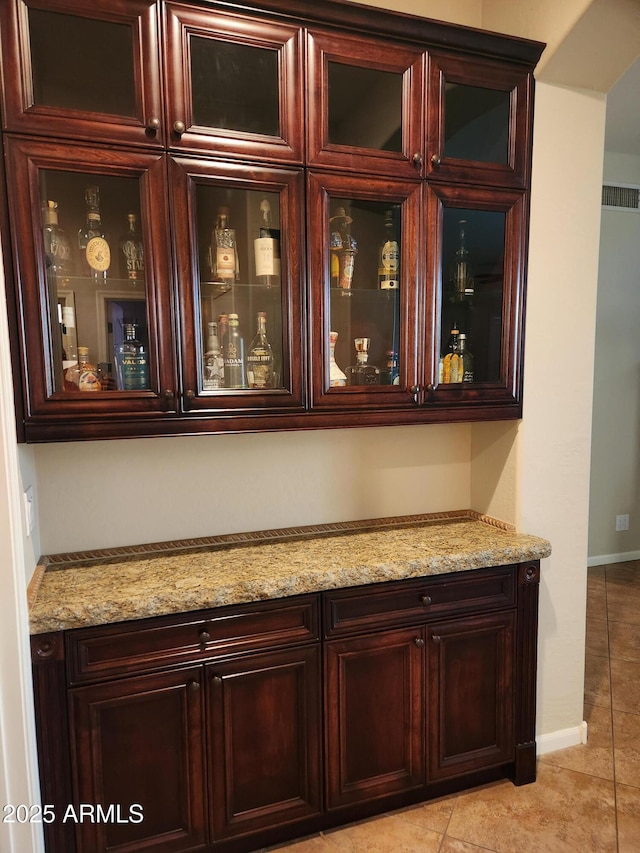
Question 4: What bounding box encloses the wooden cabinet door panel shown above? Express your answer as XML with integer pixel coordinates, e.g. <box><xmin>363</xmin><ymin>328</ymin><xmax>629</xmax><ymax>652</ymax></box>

<box><xmin>427</xmin><ymin>612</ymin><xmax>515</xmax><ymax>781</ymax></box>
<box><xmin>69</xmin><ymin>666</ymin><xmax>207</xmax><ymax>853</ymax></box>
<box><xmin>325</xmin><ymin>627</ymin><xmax>425</xmax><ymax>808</ymax></box>
<box><xmin>207</xmin><ymin>645</ymin><xmax>322</xmax><ymax>839</ymax></box>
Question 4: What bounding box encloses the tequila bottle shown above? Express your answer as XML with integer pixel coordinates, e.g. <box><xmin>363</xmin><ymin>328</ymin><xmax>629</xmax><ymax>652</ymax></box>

<box><xmin>253</xmin><ymin>198</ymin><xmax>281</xmax><ymax>288</ymax></box>
<box><xmin>378</xmin><ymin>209</ymin><xmax>399</xmax><ymax>290</ymax></box>
<box><xmin>42</xmin><ymin>200</ymin><xmax>71</xmax><ymax>275</ymax></box>
<box><xmin>209</xmin><ymin>207</ymin><xmax>238</xmax><ymax>285</ymax></box>
<box><xmin>345</xmin><ymin>338</ymin><xmax>380</xmax><ymax>386</ymax></box>
<box><xmin>329</xmin><ymin>331</ymin><xmax>346</xmax><ymax>387</ymax></box>
<box><xmin>118</xmin><ymin>213</ymin><xmax>145</xmax><ymax>282</ymax></box>
<box><xmin>224</xmin><ymin>313</ymin><xmax>247</xmax><ymax>389</ymax></box>
<box><xmin>203</xmin><ymin>321</ymin><xmax>224</xmax><ymax>390</ymax></box>
<box><xmin>78</xmin><ymin>185</ymin><xmax>110</xmax><ymax>283</ymax></box>
<box><xmin>114</xmin><ymin>323</ymin><xmax>149</xmax><ymax>391</ymax></box>
<box><xmin>246</xmin><ymin>312</ymin><xmax>275</xmax><ymax>389</ymax></box>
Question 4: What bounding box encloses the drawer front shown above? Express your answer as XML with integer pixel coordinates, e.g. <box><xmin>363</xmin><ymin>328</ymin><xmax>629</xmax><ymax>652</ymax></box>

<box><xmin>323</xmin><ymin>566</ymin><xmax>515</xmax><ymax>637</ymax></box>
<box><xmin>67</xmin><ymin>595</ymin><xmax>320</xmax><ymax>684</ymax></box>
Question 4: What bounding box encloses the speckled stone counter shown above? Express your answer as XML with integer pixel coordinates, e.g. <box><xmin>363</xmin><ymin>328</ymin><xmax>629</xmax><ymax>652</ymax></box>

<box><xmin>28</xmin><ymin>511</ymin><xmax>551</xmax><ymax>635</ymax></box>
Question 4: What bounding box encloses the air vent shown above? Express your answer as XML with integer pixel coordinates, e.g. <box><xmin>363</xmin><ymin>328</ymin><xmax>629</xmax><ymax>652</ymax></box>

<box><xmin>602</xmin><ymin>183</ymin><xmax>640</xmax><ymax>212</ymax></box>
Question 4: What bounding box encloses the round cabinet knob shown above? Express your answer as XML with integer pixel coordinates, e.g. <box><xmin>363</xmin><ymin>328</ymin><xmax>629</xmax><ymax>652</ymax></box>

<box><xmin>421</xmin><ymin>594</ymin><xmax>432</xmax><ymax>607</ymax></box>
<box><xmin>432</xmin><ymin>635</ymin><xmax>442</xmax><ymax>644</ymax></box>
<box><xmin>212</xmin><ymin>675</ymin><xmax>223</xmax><ymax>685</ymax></box>
<box><xmin>188</xmin><ymin>679</ymin><xmax>200</xmax><ymax>691</ymax></box>
<box><xmin>412</xmin><ymin>152</ymin><xmax>423</xmax><ymax>167</ymax></box>
<box><xmin>413</xmin><ymin>637</ymin><xmax>425</xmax><ymax>648</ymax></box>
<box><xmin>146</xmin><ymin>117</ymin><xmax>161</xmax><ymax>132</ymax></box>
<box><xmin>198</xmin><ymin>630</ymin><xmax>211</xmax><ymax>645</ymax></box>
<box><xmin>431</xmin><ymin>153</ymin><xmax>441</xmax><ymax>167</ymax></box>
<box><xmin>184</xmin><ymin>389</ymin><xmax>195</xmax><ymax>408</ymax></box>
<box><xmin>410</xmin><ymin>385</ymin><xmax>420</xmax><ymax>404</ymax></box>
<box><xmin>173</xmin><ymin>120</ymin><xmax>186</xmax><ymax>135</ymax></box>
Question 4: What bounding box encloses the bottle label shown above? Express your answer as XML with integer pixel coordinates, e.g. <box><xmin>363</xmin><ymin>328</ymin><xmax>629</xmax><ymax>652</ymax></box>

<box><xmin>379</xmin><ymin>240</ymin><xmax>399</xmax><ymax>289</ymax></box>
<box><xmin>86</xmin><ymin>236</ymin><xmax>111</xmax><ymax>272</ymax></box>
<box><xmin>121</xmin><ymin>240</ymin><xmax>145</xmax><ymax>280</ymax></box>
<box><xmin>254</xmin><ymin>237</ymin><xmax>281</xmax><ymax>278</ymax></box>
<box><xmin>78</xmin><ymin>368</ymin><xmax>101</xmax><ymax>392</ymax></box>
<box><xmin>121</xmin><ymin>355</ymin><xmax>149</xmax><ymax>391</ymax></box>
<box><xmin>216</xmin><ymin>247</ymin><xmax>236</xmax><ymax>277</ymax></box>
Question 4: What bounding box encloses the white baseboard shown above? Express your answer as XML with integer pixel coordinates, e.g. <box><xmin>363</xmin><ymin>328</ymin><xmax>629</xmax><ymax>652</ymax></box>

<box><xmin>537</xmin><ymin>721</ymin><xmax>588</xmax><ymax>755</ymax></box>
<box><xmin>587</xmin><ymin>550</ymin><xmax>640</xmax><ymax>567</ymax></box>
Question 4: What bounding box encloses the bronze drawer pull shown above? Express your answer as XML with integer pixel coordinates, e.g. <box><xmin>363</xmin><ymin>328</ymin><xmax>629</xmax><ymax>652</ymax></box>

<box><xmin>198</xmin><ymin>630</ymin><xmax>211</xmax><ymax>645</ymax></box>
<box><xmin>421</xmin><ymin>594</ymin><xmax>432</xmax><ymax>607</ymax></box>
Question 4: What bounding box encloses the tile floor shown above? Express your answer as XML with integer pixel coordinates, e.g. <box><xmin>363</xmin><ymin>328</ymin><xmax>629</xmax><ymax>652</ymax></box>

<box><xmin>262</xmin><ymin>561</ymin><xmax>640</xmax><ymax>853</ymax></box>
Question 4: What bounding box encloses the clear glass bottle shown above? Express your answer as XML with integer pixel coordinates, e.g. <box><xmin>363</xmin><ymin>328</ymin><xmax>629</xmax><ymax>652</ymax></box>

<box><xmin>329</xmin><ymin>207</ymin><xmax>357</xmax><ymax>292</ymax></box>
<box><xmin>118</xmin><ymin>213</ymin><xmax>145</xmax><ymax>282</ymax></box>
<box><xmin>378</xmin><ymin>209</ymin><xmax>399</xmax><ymax>290</ymax></box>
<box><xmin>253</xmin><ymin>198</ymin><xmax>281</xmax><ymax>288</ymax></box>
<box><xmin>329</xmin><ymin>331</ymin><xmax>346</xmax><ymax>387</ymax></box>
<box><xmin>345</xmin><ymin>337</ymin><xmax>380</xmax><ymax>385</ymax></box>
<box><xmin>77</xmin><ymin>185</ymin><xmax>110</xmax><ymax>283</ymax></box>
<box><xmin>380</xmin><ymin>349</ymin><xmax>399</xmax><ymax>385</ymax></box>
<box><xmin>439</xmin><ymin>322</ymin><xmax>460</xmax><ymax>384</ymax></box>
<box><xmin>224</xmin><ymin>313</ymin><xmax>246</xmax><ymax>389</ymax></box>
<box><xmin>60</xmin><ymin>305</ymin><xmax>78</xmax><ymax>377</ymax></box>
<box><xmin>218</xmin><ymin>313</ymin><xmax>229</xmax><ymax>362</ymax></box>
<box><xmin>458</xmin><ymin>333</ymin><xmax>474</xmax><ymax>382</ymax></box>
<box><xmin>246</xmin><ymin>312</ymin><xmax>275</xmax><ymax>389</ymax></box>
<box><xmin>203</xmin><ymin>320</ymin><xmax>225</xmax><ymax>390</ymax></box>
<box><xmin>42</xmin><ymin>200</ymin><xmax>71</xmax><ymax>276</ymax></box>
<box><xmin>64</xmin><ymin>346</ymin><xmax>101</xmax><ymax>392</ymax></box>
<box><xmin>114</xmin><ymin>322</ymin><xmax>149</xmax><ymax>391</ymax></box>
<box><xmin>209</xmin><ymin>206</ymin><xmax>238</xmax><ymax>285</ymax></box>
<box><xmin>448</xmin><ymin>219</ymin><xmax>474</xmax><ymax>302</ymax></box>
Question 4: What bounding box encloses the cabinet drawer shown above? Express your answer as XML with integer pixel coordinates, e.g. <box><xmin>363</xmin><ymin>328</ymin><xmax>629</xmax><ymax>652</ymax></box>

<box><xmin>323</xmin><ymin>566</ymin><xmax>515</xmax><ymax>637</ymax></box>
<box><xmin>67</xmin><ymin>595</ymin><xmax>320</xmax><ymax>684</ymax></box>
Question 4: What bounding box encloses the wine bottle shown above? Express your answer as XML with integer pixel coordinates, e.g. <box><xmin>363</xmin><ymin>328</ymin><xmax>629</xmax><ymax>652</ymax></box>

<box><xmin>253</xmin><ymin>198</ymin><xmax>281</xmax><ymax>288</ymax></box>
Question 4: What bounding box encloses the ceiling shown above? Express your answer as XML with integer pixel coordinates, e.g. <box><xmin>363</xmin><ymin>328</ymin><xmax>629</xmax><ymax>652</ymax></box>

<box><xmin>604</xmin><ymin>56</ymin><xmax>640</xmax><ymax>155</ymax></box>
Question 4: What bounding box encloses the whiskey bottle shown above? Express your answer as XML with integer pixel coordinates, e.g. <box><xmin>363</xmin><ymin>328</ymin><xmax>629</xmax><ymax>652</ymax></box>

<box><xmin>458</xmin><ymin>333</ymin><xmax>474</xmax><ymax>382</ymax></box>
<box><xmin>253</xmin><ymin>198</ymin><xmax>281</xmax><ymax>288</ymax></box>
<box><xmin>224</xmin><ymin>313</ymin><xmax>247</xmax><ymax>389</ymax></box>
<box><xmin>378</xmin><ymin>209</ymin><xmax>399</xmax><ymax>290</ymax></box>
<box><xmin>118</xmin><ymin>213</ymin><xmax>145</xmax><ymax>282</ymax></box>
<box><xmin>203</xmin><ymin>321</ymin><xmax>225</xmax><ymax>390</ymax></box>
<box><xmin>114</xmin><ymin>323</ymin><xmax>149</xmax><ymax>391</ymax></box>
<box><xmin>42</xmin><ymin>200</ymin><xmax>71</xmax><ymax>275</ymax></box>
<box><xmin>329</xmin><ymin>331</ymin><xmax>346</xmax><ymax>387</ymax></box>
<box><xmin>64</xmin><ymin>346</ymin><xmax>101</xmax><ymax>392</ymax></box>
<box><xmin>209</xmin><ymin>207</ymin><xmax>238</xmax><ymax>285</ymax></box>
<box><xmin>439</xmin><ymin>322</ymin><xmax>460</xmax><ymax>384</ymax></box>
<box><xmin>78</xmin><ymin>185</ymin><xmax>110</xmax><ymax>283</ymax></box>
<box><xmin>246</xmin><ymin>312</ymin><xmax>275</xmax><ymax>389</ymax></box>
<box><xmin>345</xmin><ymin>337</ymin><xmax>380</xmax><ymax>386</ymax></box>
<box><xmin>449</xmin><ymin>219</ymin><xmax>475</xmax><ymax>302</ymax></box>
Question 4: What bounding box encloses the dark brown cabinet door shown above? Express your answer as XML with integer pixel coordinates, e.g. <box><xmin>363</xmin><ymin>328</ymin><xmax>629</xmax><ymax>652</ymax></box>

<box><xmin>163</xmin><ymin>3</ymin><xmax>303</xmax><ymax>163</ymax></box>
<box><xmin>69</xmin><ymin>666</ymin><xmax>207</xmax><ymax>853</ymax></box>
<box><xmin>426</xmin><ymin>611</ymin><xmax>515</xmax><ymax>781</ymax></box>
<box><xmin>324</xmin><ymin>627</ymin><xmax>425</xmax><ymax>809</ymax></box>
<box><xmin>4</xmin><ymin>137</ymin><xmax>177</xmax><ymax>436</ymax></box>
<box><xmin>0</xmin><ymin>0</ymin><xmax>164</xmax><ymax>147</ymax></box>
<box><xmin>207</xmin><ymin>646</ymin><xmax>322</xmax><ymax>840</ymax></box>
<box><xmin>427</xmin><ymin>53</ymin><xmax>534</xmax><ymax>188</ymax></box>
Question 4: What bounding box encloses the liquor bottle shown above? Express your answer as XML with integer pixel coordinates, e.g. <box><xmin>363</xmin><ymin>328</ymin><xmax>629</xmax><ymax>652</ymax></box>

<box><xmin>253</xmin><ymin>198</ymin><xmax>281</xmax><ymax>288</ymax></box>
<box><xmin>78</xmin><ymin>185</ymin><xmax>110</xmax><ymax>283</ymax></box>
<box><xmin>118</xmin><ymin>213</ymin><xmax>145</xmax><ymax>282</ymax></box>
<box><xmin>380</xmin><ymin>350</ymin><xmax>399</xmax><ymax>385</ymax></box>
<box><xmin>246</xmin><ymin>312</ymin><xmax>275</xmax><ymax>389</ymax></box>
<box><xmin>203</xmin><ymin>321</ymin><xmax>225</xmax><ymax>390</ymax></box>
<box><xmin>378</xmin><ymin>209</ymin><xmax>399</xmax><ymax>290</ymax></box>
<box><xmin>64</xmin><ymin>346</ymin><xmax>101</xmax><ymax>392</ymax></box>
<box><xmin>439</xmin><ymin>322</ymin><xmax>460</xmax><ymax>383</ymax></box>
<box><xmin>345</xmin><ymin>337</ymin><xmax>380</xmax><ymax>385</ymax></box>
<box><xmin>209</xmin><ymin>207</ymin><xmax>238</xmax><ymax>285</ymax></box>
<box><xmin>448</xmin><ymin>219</ymin><xmax>474</xmax><ymax>302</ymax></box>
<box><xmin>114</xmin><ymin>322</ymin><xmax>149</xmax><ymax>391</ymax></box>
<box><xmin>218</xmin><ymin>313</ymin><xmax>229</xmax><ymax>360</ymax></box>
<box><xmin>223</xmin><ymin>313</ymin><xmax>247</xmax><ymax>389</ymax></box>
<box><xmin>329</xmin><ymin>207</ymin><xmax>357</xmax><ymax>292</ymax></box>
<box><xmin>329</xmin><ymin>331</ymin><xmax>346</xmax><ymax>387</ymax></box>
<box><xmin>42</xmin><ymin>200</ymin><xmax>71</xmax><ymax>275</ymax></box>
<box><xmin>458</xmin><ymin>333</ymin><xmax>474</xmax><ymax>382</ymax></box>
<box><xmin>60</xmin><ymin>305</ymin><xmax>78</xmax><ymax>377</ymax></box>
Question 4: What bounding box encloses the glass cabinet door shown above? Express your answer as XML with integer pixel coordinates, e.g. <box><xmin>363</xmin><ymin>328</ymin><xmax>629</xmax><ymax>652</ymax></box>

<box><xmin>164</xmin><ymin>4</ymin><xmax>303</xmax><ymax>163</ymax></box>
<box><xmin>4</xmin><ymin>137</ymin><xmax>176</xmax><ymax>421</ymax></box>
<box><xmin>170</xmin><ymin>157</ymin><xmax>305</xmax><ymax>415</ymax></box>
<box><xmin>426</xmin><ymin>185</ymin><xmax>527</xmax><ymax>405</ymax></box>
<box><xmin>0</xmin><ymin>0</ymin><xmax>163</xmax><ymax>147</ymax></box>
<box><xmin>427</xmin><ymin>53</ymin><xmax>533</xmax><ymax>187</ymax></box>
<box><xmin>306</xmin><ymin>31</ymin><xmax>424</xmax><ymax>178</ymax></box>
<box><xmin>307</xmin><ymin>172</ymin><xmax>421</xmax><ymax>411</ymax></box>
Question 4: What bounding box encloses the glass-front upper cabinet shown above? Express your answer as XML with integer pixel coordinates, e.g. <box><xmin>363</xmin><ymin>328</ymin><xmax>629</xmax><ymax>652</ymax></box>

<box><xmin>427</xmin><ymin>53</ymin><xmax>533</xmax><ymax>187</ymax></box>
<box><xmin>4</xmin><ymin>137</ymin><xmax>176</xmax><ymax>424</ymax></box>
<box><xmin>425</xmin><ymin>184</ymin><xmax>527</xmax><ymax>407</ymax></box>
<box><xmin>170</xmin><ymin>157</ymin><xmax>305</xmax><ymax>415</ymax></box>
<box><xmin>163</xmin><ymin>4</ymin><xmax>303</xmax><ymax>163</ymax></box>
<box><xmin>307</xmin><ymin>172</ymin><xmax>421</xmax><ymax>411</ymax></box>
<box><xmin>306</xmin><ymin>31</ymin><xmax>424</xmax><ymax>178</ymax></box>
<box><xmin>0</xmin><ymin>0</ymin><xmax>164</xmax><ymax>147</ymax></box>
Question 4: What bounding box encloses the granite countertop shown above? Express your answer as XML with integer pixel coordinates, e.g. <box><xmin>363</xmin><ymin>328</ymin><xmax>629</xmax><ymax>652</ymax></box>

<box><xmin>28</xmin><ymin>511</ymin><xmax>551</xmax><ymax>635</ymax></box>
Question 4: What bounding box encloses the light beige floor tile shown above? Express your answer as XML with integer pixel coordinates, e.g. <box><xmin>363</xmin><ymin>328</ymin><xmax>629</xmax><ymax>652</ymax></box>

<box><xmin>584</xmin><ymin>651</ymin><xmax>611</xmax><ymax>707</ymax></box>
<box><xmin>609</xmin><ymin>620</ymin><xmax>640</xmax><ymax>662</ymax></box>
<box><xmin>616</xmin><ymin>782</ymin><xmax>640</xmax><ymax>853</ymax></box>
<box><xmin>445</xmin><ymin>763</ymin><xmax>616</xmax><ymax>853</ymax></box>
<box><xmin>323</xmin><ymin>813</ymin><xmax>442</xmax><ymax>852</ymax></box>
<box><xmin>613</xmin><ymin>708</ymin><xmax>640</xmax><ymax>788</ymax></box>
<box><xmin>611</xmin><ymin>658</ymin><xmax>640</xmax><ymax>713</ymax></box>
<box><xmin>394</xmin><ymin>796</ymin><xmax>455</xmax><ymax>834</ymax></box>
<box><xmin>585</xmin><ymin>616</ymin><xmax>609</xmax><ymax>657</ymax></box>
<box><xmin>539</xmin><ymin>703</ymin><xmax>613</xmax><ymax>780</ymax></box>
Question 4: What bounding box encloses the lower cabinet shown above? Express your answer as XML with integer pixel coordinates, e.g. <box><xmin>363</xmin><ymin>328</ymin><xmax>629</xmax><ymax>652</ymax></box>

<box><xmin>31</xmin><ymin>563</ymin><xmax>540</xmax><ymax>853</ymax></box>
